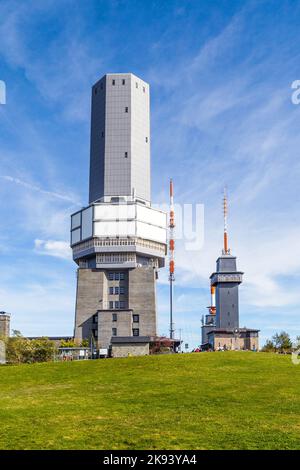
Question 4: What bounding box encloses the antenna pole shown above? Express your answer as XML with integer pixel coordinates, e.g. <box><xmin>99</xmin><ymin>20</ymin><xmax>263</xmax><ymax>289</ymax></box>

<box><xmin>169</xmin><ymin>179</ymin><xmax>175</xmax><ymax>339</ymax></box>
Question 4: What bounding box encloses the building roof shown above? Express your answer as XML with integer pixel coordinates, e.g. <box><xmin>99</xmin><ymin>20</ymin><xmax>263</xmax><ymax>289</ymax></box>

<box><xmin>111</xmin><ymin>336</ymin><xmax>151</xmax><ymax>344</ymax></box>
<box><xmin>207</xmin><ymin>328</ymin><xmax>260</xmax><ymax>335</ymax></box>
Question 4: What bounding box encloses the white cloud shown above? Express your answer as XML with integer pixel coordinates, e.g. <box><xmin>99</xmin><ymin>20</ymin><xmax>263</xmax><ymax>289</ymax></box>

<box><xmin>34</xmin><ymin>239</ymin><xmax>72</xmax><ymax>260</ymax></box>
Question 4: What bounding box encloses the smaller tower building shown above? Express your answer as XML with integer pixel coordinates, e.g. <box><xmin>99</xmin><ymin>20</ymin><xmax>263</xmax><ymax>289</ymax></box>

<box><xmin>201</xmin><ymin>190</ymin><xmax>259</xmax><ymax>351</ymax></box>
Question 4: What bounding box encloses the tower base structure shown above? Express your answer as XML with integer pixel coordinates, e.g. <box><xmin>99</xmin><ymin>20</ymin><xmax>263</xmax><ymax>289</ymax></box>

<box><xmin>203</xmin><ymin>328</ymin><xmax>259</xmax><ymax>351</ymax></box>
<box><xmin>74</xmin><ymin>265</ymin><xmax>158</xmax><ymax>349</ymax></box>
<box><xmin>71</xmin><ymin>200</ymin><xmax>167</xmax><ymax>353</ymax></box>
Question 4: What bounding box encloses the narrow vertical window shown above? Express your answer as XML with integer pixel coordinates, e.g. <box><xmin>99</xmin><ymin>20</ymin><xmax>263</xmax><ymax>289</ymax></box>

<box><xmin>112</xmin><ymin>79</ymin><xmax>115</xmax><ymax>85</ymax></box>
<box><xmin>112</xmin><ymin>328</ymin><xmax>117</xmax><ymax>336</ymax></box>
<box><xmin>136</xmin><ymin>82</ymin><xmax>138</xmax><ymax>88</ymax></box>
<box><xmin>125</xmin><ymin>107</ymin><xmax>128</xmax><ymax>113</ymax></box>
<box><xmin>124</xmin><ymin>152</ymin><xmax>128</xmax><ymax>158</ymax></box>
<box><xmin>122</xmin><ymin>79</ymin><xmax>125</xmax><ymax>85</ymax></box>
<box><xmin>145</xmin><ymin>137</ymin><xmax>148</xmax><ymax>143</ymax></box>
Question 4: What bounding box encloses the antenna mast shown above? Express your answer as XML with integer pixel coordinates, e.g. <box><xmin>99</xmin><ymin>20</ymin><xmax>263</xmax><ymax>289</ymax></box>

<box><xmin>223</xmin><ymin>187</ymin><xmax>230</xmax><ymax>255</ymax></box>
<box><xmin>169</xmin><ymin>179</ymin><xmax>175</xmax><ymax>339</ymax></box>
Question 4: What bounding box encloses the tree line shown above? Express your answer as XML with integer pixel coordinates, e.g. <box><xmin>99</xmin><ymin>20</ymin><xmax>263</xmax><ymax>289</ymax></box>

<box><xmin>0</xmin><ymin>331</ymin><xmax>88</xmax><ymax>364</ymax></box>
<box><xmin>261</xmin><ymin>331</ymin><xmax>299</xmax><ymax>353</ymax></box>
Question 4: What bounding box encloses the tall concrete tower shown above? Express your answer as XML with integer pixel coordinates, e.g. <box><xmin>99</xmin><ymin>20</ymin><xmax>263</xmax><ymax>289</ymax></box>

<box><xmin>71</xmin><ymin>73</ymin><xmax>167</xmax><ymax>351</ymax></box>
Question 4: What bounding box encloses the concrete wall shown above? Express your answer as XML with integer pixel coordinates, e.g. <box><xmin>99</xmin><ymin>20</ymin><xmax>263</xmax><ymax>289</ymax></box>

<box><xmin>98</xmin><ymin>310</ymin><xmax>132</xmax><ymax>349</ymax></box>
<box><xmin>0</xmin><ymin>314</ymin><xmax>10</xmax><ymax>338</ymax></box>
<box><xmin>74</xmin><ymin>266</ymin><xmax>157</xmax><ymax>347</ymax></box>
<box><xmin>216</xmin><ymin>283</ymin><xmax>239</xmax><ymax>329</ymax></box>
<box><xmin>209</xmin><ymin>333</ymin><xmax>259</xmax><ymax>351</ymax></box>
<box><xmin>128</xmin><ymin>266</ymin><xmax>157</xmax><ymax>336</ymax></box>
<box><xmin>112</xmin><ymin>343</ymin><xmax>149</xmax><ymax>358</ymax></box>
<box><xmin>74</xmin><ymin>269</ymin><xmax>106</xmax><ymax>342</ymax></box>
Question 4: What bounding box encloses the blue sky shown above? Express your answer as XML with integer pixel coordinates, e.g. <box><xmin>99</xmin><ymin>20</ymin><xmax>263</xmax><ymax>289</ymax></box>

<box><xmin>1</xmin><ymin>0</ymin><xmax>300</xmax><ymax>349</ymax></box>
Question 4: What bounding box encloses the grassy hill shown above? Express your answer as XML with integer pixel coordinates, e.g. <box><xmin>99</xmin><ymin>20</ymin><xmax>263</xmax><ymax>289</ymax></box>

<box><xmin>0</xmin><ymin>352</ymin><xmax>299</xmax><ymax>450</ymax></box>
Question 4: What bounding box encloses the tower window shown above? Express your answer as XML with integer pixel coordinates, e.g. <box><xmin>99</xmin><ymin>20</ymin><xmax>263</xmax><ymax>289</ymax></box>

<box><xmin>100</xmin><ymin>83</ymin><xmax>103</xmax><ymax>90</ymax></box>
<box><xmin>145</xmin><ymin>137</ymin><xmax>148</xmax><ymax>143</ymax></box>
<box><xmin>122</xmin><ymin>79</ymin><xmax>125</xmax><ymax>85</ymax></box>
<box><xmin>94</xmin><ymin>88</ymin><xmax>97</xmax><ymax>95</ymax></box>
<box><xmin>133</xmin><ymin>314</ymin><xmax>139</xmax><ymax>323</ymax></box>
<box><xmin>112</xmin><ymin>79</ymin><xmax>115</xmax><ymax>85</ymax></box>
<box><xmin>112</xmin><ymin>313</ymin><xmax>117</xmax><ymax>322</ymax></box>
<box><xmin>125</xmin><ymin>107</ymin><xmax>128</xmax><ymax>113</ymax></box>
<box><xmin>136</xmin><ymin>82</ymin><xmax>138</xmax><ymax>88</ymax></box>
<box><xmin>112</xmin><ymin>328</ymin><xmax>117</xmax><ymax>336</ymax></box>
<box><xmin>143</xmin><ymin>86</ymin><xmax>145</xmax><ymax>93</ymax></box>
<box><xmin>101</xmin><ymin>131</ymin><xmax>104</xmax><ymax>138</ymax></box>
<box><xmin>124</xmin><ymin>152</ymin><xmax>128</xmax><ymax>158</ymax></box>
<box><xmin>133</xmin><ymin>328</ymin><xmax>139</xmax><ymax>336</ymax></box>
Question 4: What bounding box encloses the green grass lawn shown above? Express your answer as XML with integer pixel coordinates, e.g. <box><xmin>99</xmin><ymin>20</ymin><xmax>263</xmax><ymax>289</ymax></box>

<box><xmin>0</xmin><ymin>352</ymin><xmax>299</xmax><ymax>450</ymax></box>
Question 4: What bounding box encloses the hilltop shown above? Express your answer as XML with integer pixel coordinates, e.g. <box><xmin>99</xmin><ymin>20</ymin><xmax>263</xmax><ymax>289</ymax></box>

<box><xmin>0</xmin><ymin>352</ymin><xmax>299</xmax><ymax>450</ymax></box>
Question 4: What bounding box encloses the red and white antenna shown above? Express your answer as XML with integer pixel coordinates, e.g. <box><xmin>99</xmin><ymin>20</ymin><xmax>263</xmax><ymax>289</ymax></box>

<box><xmin>169</xmin><ymin>179</ymin><xmax>175</xmax><ymax>339</ymax></box>
<box><xmin>223</xmin><ymin>186</ymin><xmax>230</xmax><ymax>255</ymax></box>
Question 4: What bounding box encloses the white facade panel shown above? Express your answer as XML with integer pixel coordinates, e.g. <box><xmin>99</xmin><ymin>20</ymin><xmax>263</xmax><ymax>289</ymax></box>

<box><xmin>136</xmin><ymin>221</ymin><xmax>167</xmax><ymax>244</ymax></box>
<box><xmin>71</xmin><ymin>228</ymin><xmax>81</xmax><ymax>245</ymax></box>
<box><xmin>81</xmin><ymin>206</ymin><xmax>93</xmax><ymax>240</ymax></box>
<box><xmin>71</xmin><ymin>212</ymin><xmax>81</xmax><ymax>229</ymax></box>
<box><xmin>94</xmin><ymin>220</ymin><xmax>136</xmax><ymax>237</ymax></box>
<box><xmin>94</xmin><ymin>204</ymin><xmax>135</xmax><ymax>220</ymax></box>
<box><xmin>136</xmin><ymin>205</ymin><xmax>166</xmax><ymax>228</ymax></box>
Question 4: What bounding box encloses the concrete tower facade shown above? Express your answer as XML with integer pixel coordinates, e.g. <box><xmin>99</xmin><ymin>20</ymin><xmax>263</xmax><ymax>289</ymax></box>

<box><xmin>71</xmin><ymin>73</ymin><xmax>167</xmax><ymax>352</ymax></box>
<box><xmin>89</xmin><ymin>73</ymin><xmax>150</xmax><ymax>205</ymax></box>
<box><xmin>0</xmin><ymin>312</ymin><xmax>10</xmax><ymax>338</ymax></box>
<box><xmin>210</xmin><ymin>255</ymin><xmax>243</xmax><ymax>330</ymax></box>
